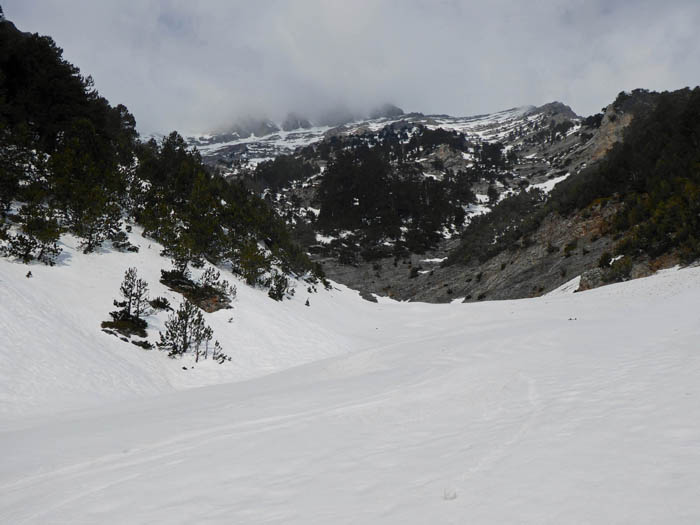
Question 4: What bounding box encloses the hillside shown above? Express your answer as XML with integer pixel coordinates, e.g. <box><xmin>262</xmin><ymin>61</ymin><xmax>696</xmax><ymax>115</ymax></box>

<box><xmin>2</xmin><ymin>248</ymin><xmax>700</xmax><ymax>522</ymax></box>
<box><xmin>3</xmin><ymin>9</ymin><xmax>700</xmax><ymax>523</ymax></box>
<box><xmin>0</xmin><ymin>15</ymin><xmax>323</xmax><ymax>304</ymax></box>
<box><xmin>196</xmin><ymin>88</ymin><xmax>700</xmax><ymax>303</ymax></box>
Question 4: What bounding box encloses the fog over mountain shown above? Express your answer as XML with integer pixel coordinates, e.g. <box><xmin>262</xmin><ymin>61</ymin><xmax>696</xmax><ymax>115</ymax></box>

<box><xmin>6</xmin><ymin>0</ymin><xmax>700</xmax><ymax>134</ymax></box>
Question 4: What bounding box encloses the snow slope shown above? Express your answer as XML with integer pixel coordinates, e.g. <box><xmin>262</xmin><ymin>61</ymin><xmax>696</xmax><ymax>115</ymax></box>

<box><xmin>188</xmin><ymin>106</ymin><xmax>544</xmax><ymax>167</ymax></box>
<box><xmin>2</xmin><ymin>237</ymin><xmax>700</xmax><ymax>523</ymax></box>
<box><xmin>0</xmin><ymin>228</ymin><xmax>374</xmax><ymax>420</ymax></box>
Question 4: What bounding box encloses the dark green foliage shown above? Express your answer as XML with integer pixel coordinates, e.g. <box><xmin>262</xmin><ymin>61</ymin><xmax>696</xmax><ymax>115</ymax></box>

<box><xmin>4</xmin><ymin>204</ymin><xmax>61</xmax><ymax>264</ymax></box>
<box><xmin>157</xmin><ymin>299</ymin><xmax>204</xmax><ymax>357</ymax></box>
<box><xmin>527</xmin><ymin>119</ymin><xmax>575</xmax><ymax>145</ymax></box>
<box><xmin>160</xmin><ymin>265</ymin><xmax>236</xmax><ymax>312</ymax></box>
<box><xmin>157</xmin><ymin>299</ymin><xmax>227</xmax><ymax>362</ymax></box>
<box><xmin>106</xmin><ymin>267</ymin><xmax>151</xmax><ymax>337</ymax></box>
<box><xmin>407</xmin><ymin>126</ymin><xmax>470</xmax><ymax>152</ymax></box>
<box><xmin>316</xmin><ymin>144</ymin><xmax>469</xmax><ymax>259</ymax></box>
<box><xmin>132</xmin><ymin>339</ymin><xmax>153</xmax><ymax>350</ymax></box>
<box><xmin>447</xmin><ymin>189</ymin><xmax>546</xmax><ymax>264</ymax></box>
<box><xmin>109</xmin><ymin>229</ymin><xmax>138</xmax><ymax>252</ymax></box>
<box><xmin>149</xmin><ymin>296</ymin><xmax>172</xmax><ymax>311</ymax></box>
<box><xmin>194</xmin><ymin>267</ymin><xmax>236</xmax><ymax>309</ymax></box>
<box><xmin>487</xmin><ymin>185</ymin><xmax>500</xmax><ymax>204</ymax></box>
<box><xmin>604</xmin><ymin>256</ymin><xmax>633</xmax><ymax>282</ymax></box>
<box><xmin>550</xmin><ymin>87</ymin><xmax>700</xmax><ymax>262</ymax></box>
<box><xmin>582</xmin><ymin>113</ymin><xmax>603</xmax><ymax>128</ymax></box>
<box><xmin>136</xmin><ymin>133</ymin><xmax>318</xmax><ymax>286</ymax></box>
<box><xmin>0</xmin><ymin>19</ymin><xmax>134</xmax><ymax>254</ymax></box>
<box><xmin>268</xmin><ymin>272</ymin><xmax>289</xmax><ymax>301</ymax></box>
<box><xmin>450</xmin><ymin>87</ymin><xmax>700</xmax><ymax>267</ymax></box>
<box><xmin>0</xmin><ymin>15</ymin><xmax>319</xmax><ymax>293</ymax></box>
<box><xmin>112</xmin><ymin>267</ymin><xmax>151</xmax><ymax>321</ymax></box>
<box><xmin>238</xmin><ymin>240</ymin><xmax>270</xmax><ymax>286</ymax></box>
<box><xmin>478</xmin><ymin>142</ymin><xmax>505</xmax><ymax>168</ymax></box>
<box><xmin>252</xmin><ymin>155</ymin><xmax>317</xmax><ymax>192</ymax></box>
<box><xmin>0</xmin><ymin>20</ymin><xmax>137</xmax><ymax>156</ymax></box>
<box><xmin>101</xmin><ymin>318</ymin><xmax>147</xmax><ymax>338</ymax></box>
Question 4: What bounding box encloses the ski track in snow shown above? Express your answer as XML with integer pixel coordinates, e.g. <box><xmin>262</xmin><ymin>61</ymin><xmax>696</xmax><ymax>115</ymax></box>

<box><xmin>2</xmin><ymin>233</ymin><xmax>700</xmax><ymax>523</ymax></box>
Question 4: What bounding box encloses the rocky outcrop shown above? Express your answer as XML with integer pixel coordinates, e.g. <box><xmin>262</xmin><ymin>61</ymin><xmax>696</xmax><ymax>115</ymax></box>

<box><xmin>369</xmin><ymin>103</ymin><xmax>404</xmax><ymax>120</ymax></box>
<box><xmin>228</xmin><ymin>118</ymin><xmax>280</xmax><ymax>138</ymax></box>
<box><xmin>577</xmin><ymin>267</ymin><xmax>605</xmax><ymax>292</ymax></box>
<box><xmin>317</xmin><ymin>200</ymin><xmax>621</xmax><ymax>303</ymax></box>
<box><xmin>589</xmin><ymin>105</ymin><xmax>634</xmax><ymax>162</ymax></box>
<box><xmin>532</xmin><ymin>101</ymin><xmax>579</xmax><ymax>120</ymax></box>
<box><xmin>282</xmin><ymin>113</ymin><xmax>312</xmax><ymax>131</ymax></box>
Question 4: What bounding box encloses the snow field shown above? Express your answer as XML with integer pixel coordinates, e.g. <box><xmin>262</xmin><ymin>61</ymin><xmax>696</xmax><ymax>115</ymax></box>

<box><xmin>2</xmin><ymin>233</ymin><xmax>700</xmax><ymax>523</ymax></box>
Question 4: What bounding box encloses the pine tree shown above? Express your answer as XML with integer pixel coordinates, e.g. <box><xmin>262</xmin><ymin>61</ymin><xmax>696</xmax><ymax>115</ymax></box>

<box><xmin>158</xmin><ymin>299</ymin><xmax>201</xmax><ymax>357</ymax></box>
<box><xmin>6</xmin><ymin>205</ymin><xmax>61</xmax><ymax>265</ymax></box>
<box><xmin>199</xmin><ymin>267</ymin><xmax>221</xmax><ymax>289</ymax></box>
<box><xmin>268</xmin><ymin>272</ymin><xmax>289</xmax><ymax>301</ymax></box>
<box><xmin>118</xmin><ymin>267</ymin><xmax>137</xmax><ymax>317</ymax></box>
<box><xmin>194</xmin><ymin>325</ymin><xmax>213</xmax><ymax>363</ymax></box>
<box><xmin>157</xmin><ymin>299</ymin><xmax>227</xmax><ymax>362</ymax></box>
<box><xmin>212</xmin><ymin>340</ymin><xmax>227</xmax><ymax>363</ymax></box>
<box><xmin>132</xmin><ymin>274</ymin><xmax>151</xmax><ymax>319</ymax></box>
<box><xmin>112</xmin><ymin>267</ymin><xmax>150</xmax><ymax>321</ymax></box>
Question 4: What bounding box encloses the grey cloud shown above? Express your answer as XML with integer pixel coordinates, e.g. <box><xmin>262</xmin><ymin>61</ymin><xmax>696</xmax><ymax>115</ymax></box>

<box><xmin>5</xmin><ymin>0</ymin><xmax>700</xmax><ymax>135</ymax></box>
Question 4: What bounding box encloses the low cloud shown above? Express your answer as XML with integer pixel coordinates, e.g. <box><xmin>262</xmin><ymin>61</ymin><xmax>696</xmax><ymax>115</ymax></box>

<box><xmin>6</xmin><ymin>0</ymin><xmax>700</xmax><ymax>134</ymax></box>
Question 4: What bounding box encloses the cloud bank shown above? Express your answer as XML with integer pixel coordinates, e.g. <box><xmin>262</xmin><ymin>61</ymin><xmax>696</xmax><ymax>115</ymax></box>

<box><xmin>6</xmin><ymin>0</ymin><xmax>700</xmax><ymax>134</ymax></box>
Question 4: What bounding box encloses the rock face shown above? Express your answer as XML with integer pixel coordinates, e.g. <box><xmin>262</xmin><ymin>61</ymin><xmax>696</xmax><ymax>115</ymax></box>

<box><xmin>281</xmin><ymin>113</ymin><xmax>312</xmax><ymax>131</ymax></box>
<box><xmin>533</xmin><ymin>101</ymin><xmax>579</xmax><ymax>120</ymax></box>
<box><xmin>192</xmin><ymin>93</ymin><xmax>672</xmax><ymax>303</ymax></box>
<box><xmin>577</xmin><ymin>267</ymin><xmax>605</xmax><ymax>292</ymax></box>
<box><xmin>589</xmin><ymin>105</ymin><xmax>634</xmax><ymax>162</ymax></box>
<box><xmin>229</xmin><ymin>118</ymin><xmax>280</xmax><ymax>138</ymax></box>
<box><xmin>369</xmin><ymin>103</ymin><xmax>404</xmax><ymax>119</ymax></box>
<box><xmin>318</xmin><ymin>201</ymin><xmax>621</xmax><ymax>303</ymax></box>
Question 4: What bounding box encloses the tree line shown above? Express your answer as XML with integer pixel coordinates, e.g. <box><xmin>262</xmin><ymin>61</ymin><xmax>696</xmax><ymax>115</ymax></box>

<box><xmin>0</xmin><ymin>16</ymin><xmax>322</xmax><ymax>295</ymax></box>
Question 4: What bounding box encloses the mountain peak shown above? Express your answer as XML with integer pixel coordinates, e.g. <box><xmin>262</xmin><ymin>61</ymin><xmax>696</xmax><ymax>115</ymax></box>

<box><xmin>533</xmin><ymin>101</ymin><xmax>579</xmax><ymax>119</ymax></box>
<box><xmin>369</xmin><ymin>103</ymin><xmax>405</xmax><ymax>120</ymax></box>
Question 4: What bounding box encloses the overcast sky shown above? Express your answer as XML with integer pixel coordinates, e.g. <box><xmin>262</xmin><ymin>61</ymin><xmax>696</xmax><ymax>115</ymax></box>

<box><xmin>5</xmin><ymin>1</ymin><xmax>700</xmax><ymax>135</ymax></box>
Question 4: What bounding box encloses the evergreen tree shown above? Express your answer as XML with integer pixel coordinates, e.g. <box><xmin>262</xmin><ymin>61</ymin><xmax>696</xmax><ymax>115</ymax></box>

<box><xmin>112</xmin><ymin>267</ymin><xmax>150</xmax><ymax>321</ymax></box>
<box><xmin>0</xmin><ymin>17</ymin><xmax>320</xmax><ymax>292</ymax></box>
<box><xmin>5</xmin><ymin>205</ymin><xmax>61</xmax><ymax>264</ymax></box>
<box><xmin>193</xmin><ymin>324</ymin><xmax>213</xmax><ymax>363</ymax></box>
<box><xmin>157</xmin><ymin>299</ymin><xmax>202</xmax><ymax>358</ymax></box>
<box><xmin>157</xmin><ymin>299</ymin><xmax>226</xmax><ymax>361</ymax></box>
<box><xmin>132</xmin><ymin>273</ymin><xmax>151</xmax><ymax>320</ymax></box>
<box><xmin>268</xmin><ymin>272</ymin><xmax>289</xmax><ymax>301</ymax></box>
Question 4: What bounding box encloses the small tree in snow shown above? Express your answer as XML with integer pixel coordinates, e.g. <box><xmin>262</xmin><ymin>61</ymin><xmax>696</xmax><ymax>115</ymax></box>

<box><xmin>195</xmin><ymin>325</ymin><xmax>213</xmax><ymax>363</ymax></box>
<box><xmin>5</xmin><ymin>205</ymin><xmax>62</xmax><ymax>265</ymax></box>
<box><xmin>157</xmin><ymin>299</ymin><xmax>204</xmax><ymax>357</ymax></box>
<box><xmin>157</xmin><ymin>299</ymin><xmax>230</xmax><ymax>363</ymax></box>
<box><xmin>111</xmin><ymin>267</ymin><xmax>150</xmax><ymax>322</ymax></box>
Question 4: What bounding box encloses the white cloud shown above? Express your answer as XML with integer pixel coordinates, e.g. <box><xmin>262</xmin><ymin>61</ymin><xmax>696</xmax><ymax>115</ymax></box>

<box><xmin>5</xmin><ymin>0</ymin><xmax>700</xmax><ymax>134</ymax></box>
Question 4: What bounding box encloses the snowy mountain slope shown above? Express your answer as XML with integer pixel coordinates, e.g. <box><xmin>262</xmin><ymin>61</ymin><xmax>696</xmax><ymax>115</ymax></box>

<box><xmin>188</xmin><ymin>103</ymin><xmax>578</xmax><ymax>172</ymax></box>
<box><xmin>2</xmin><ymin>246</ymin><xmax>700</xmax><ymax>522</ymax></box>
<box><xmin>0</xmin><ymin>227</ymin><xmax>380</xmax><ymax>421</ymax></box>
<box><xmin>191</xmin><ymin>100</ymin><xmax>598</xmax><ymax>304</ymax></box>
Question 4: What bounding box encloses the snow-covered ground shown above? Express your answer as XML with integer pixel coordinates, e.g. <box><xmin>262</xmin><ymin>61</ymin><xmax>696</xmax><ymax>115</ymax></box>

<box><xmin>2</xmin><ymin>233</ymin><xmax>700</xmax><ymax>523</ymax></box>
<box><xmin>530</xmin><ymin>172</ymin><xmax>571</xmax><ymax>193</ymax></box>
